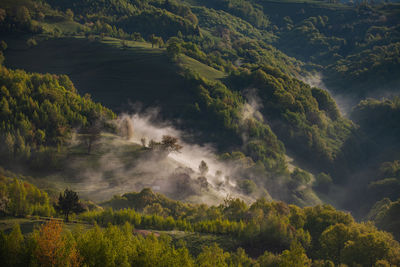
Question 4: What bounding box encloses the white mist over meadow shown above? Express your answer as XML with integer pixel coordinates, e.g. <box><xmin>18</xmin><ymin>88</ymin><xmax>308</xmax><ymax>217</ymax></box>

<box><xmin>65</xmin><ymin>111</ymin><xmax>259</xmax><ymax>205</ymax></box>
<box><xmin>119</xmin><ymin>112</ymin><xmax>235</xmax><ymax>187</ymax></box>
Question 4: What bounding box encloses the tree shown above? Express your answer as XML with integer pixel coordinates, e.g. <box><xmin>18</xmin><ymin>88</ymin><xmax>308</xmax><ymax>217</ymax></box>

<box><xmin>197</xmin><ymin>176</ymin><xmax>209</xmax><ymax>190</ymax></box>
<box><xmin>65</xmin><ymin>9</ymin><xmax>74</xmax><ymax>21</ymax></box>
<box><xmin>227</xmin><ymin>247</ymin><xmax>255</xmax><ymax>266</ymax></box>
<box><xmin>4</xmin><ymin>224</ymin><xmax>24</xmax><ymax>266</ymax></box>
<box><xmin>79</xmin><ymin>123</ymin><xmax>101</xmax><ymax>154</ymax></box>
<box><xmin>291</xmin><ymin>168</ymin><xmax>311</xmax><ymax>185</ymax></box>
<box><xmin>141</xmin><ymin>137</ymin><xmax>147</xmax><ymax>147</ymax></box>
<box><xmin>199</xmin><ymin>160</ymin><xmax>209</xmax><ymax>175</ymax></box>
<box><xmin>16</xmin><ymin>6</ymin><xmax>31</xmax><ymax>23</ymax></box>
<box><xmin>238</xmin><ymin>179</ymin><xmax>257</xmax><ymax>195</ymax></box>
<box><xmin>341</xmin><ymin>232</ymin><xmax>390</xmax><ymax>267</ymax></box>
<box><xmin>161</xmin><ymin>135</ymin><xmax>182</xmax><ymax>153</ymax></box>
<box><xmin>314</xmin><ymin>172</ymin><xmax>333</xmax><ymax>193</ymax></box>
<box><xmin>26</xmin><ymin>38</ymin><xmax>37</xmax><ymax>47</ymax></box>
<box><xmin>0</xmin><ymin>9</ymin><xmax>6</xmax><ymax>23</ymax></box>
<box><xmin>196</xmin><ymin>243</ymin><xmax>229</xmax><ymax>267</ymax></box>
<box><xmin>149</xmin><ymin>34</ymin><xmax>161</xmax><ymax>48</ymax></box>
<box><xmin>56</xmin><ymin>189</ymin><xmax>85</xmax><ymax>222</ymax></box>
<box><xmin>35</xmin><ymin>220</ymin><xmax>82</xmax><ymax>267</ymax></box>
<box><xmin>257</xmin><ymin>251</ymin><xmax>281</xmax><ymax>267</ymax></box>
<box><xmin>157</xmin><ymin>37</ymin><xmax>164</xmax><ymax>48</ymax></box>
<box><xmin>279</xmin><ymin>241</ymin><xmax>311</xmax><ymax>267</ymax></box>
<box><xmin>35</xmin><ymin>220</ymin><xmax>66</xmax><ymax>267</ymax></box>
<box><xmin>118</xmin><ymin>117</ymin><xmax>134</xmax><ymax>139</ymax></box>
<box><xmin>0</xmin><ymin>41</ymin><xmax>7</xmax><ymax>51</ymax></box>
<box><xmin>318</xmin><ymin>223</ymin><xmax>353</xmax><ymax>265</ymax></box>
<box><xmin>132</xmin><ymin>32</ymin><xmax>142</xmax><ymax>41</ymax></box>
<box><xmin>8</xmin><ymin>179</ymin><xmax>28</xmax><ymax>216</ymax></box>
<box><xmin>143</xmin><ymin>203</ymin><xmax>165</xmax><ymax>217</ymax></box>
<box><xmin>166</xmin><ymin>38</ymin><xmax>182</xmax><ymax>60</ymax></box>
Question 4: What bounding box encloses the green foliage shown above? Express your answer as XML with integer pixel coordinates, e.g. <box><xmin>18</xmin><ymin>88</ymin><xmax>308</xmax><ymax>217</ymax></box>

<box><xmin>83</xmin><ymin>189</ymin><xmax>400</xmax><ymax>262</ymax></box>
<box><xmin>0</xmin><ymin>65</ymin><xmax>115</xmax><ymax>168</ymax></box>
<box><xmin>368</xmin><ymin>198</ymin><xmax>400</xmax><ymax>240</ymax></box>
<box><xmin>45</xmin><ymin>0</ymin><xmax>199</xmax><ymax>40</ymax></box>
<box><xmin>351</xmin><ymin>98</ymin><xmax>400</xmax><ymax>144</ymax></box>
<box><xmin>348</xmin><ymin>99</ymin><xmax>400</xmax><ymax>206</ymax></box>
<box><xmin>229</xmin><ymin>66</ymin><xmax>353</xmax><ymax>169</ymax></box>
<box><xmin>328</xmin><ymin>42</ymin><xmax>400</xmax><ymax>96</ymax></box>
<box><xmin>26</xmin><ymin>37</ymin><xmax>37</xmax><ymax>47</ymax></box>
<box><xmin>257</xmin><ymin>250</ymin><xmax>281</xmax><ymax>267</ymax></box>
<box><xmin>0</xmin><ymin>175</ymin><xmax>54</xmax><ymax>217</ymax></box>
<box><xmin>290</xmin><ymin>168</ymin><xmax>312</xmax><ymax>189</ymax></box>
<box><xmin>166</xmin><ymin>38</ymin><xmax>182</xmax><ymax>60</ymax></box>
<box><xmin>189</xmin><ymin>6</ymin><xmax>303</xmax><ymax>75</ymax></box>
<box><xmin>279</xmin><ymin>241</ymin><xmax>311</xmax><ymax>267</ymax></box>
<box><xmin>76</xmin><ymin>196</ymin><xmax>400</xmax><ymax>266</ymax></box>
<box><xmin>83</xmin><ymin>191</ymin><xmax>313</xmax><ymax>254</ymax></box>
<box><xmin>196</xmin><ymin>243</ymin><xmax>229</xmax><ymax>267</ymax></box>
<box><xmin>56</xmin><ymin>189</ymin><xmax>85</xmax><ymax>222</ymax></box>
<box><xmin>340</xmin><ymin>226</ymin><xmax>394</xmax><ymax>267</ymax></box>
<box><xmin>1</xmin><ymin>188</ymin><xmax>400</xmax><ymax>266</ymax></box>
<box><xmin>303</xmin><ymin>204</ymin><xmax>353</xmax><ymax>255</ymax></box>
<box><xmin>314</xmin><ymin>172</ymin><xmax>333</xmax><ymax>193</ymax></box>
<box><xmin>318</xmin><ymin>223</ymin><xmax>354</xmax><ymax>264</ymax></box>
<box><xmin>0</xmin><ymin>221</ymin><xmax>197</xmax><ymax>267</ymax></box>
<box><xmin>237</xmin><ymin>179</ymin><xmax>257</xmax><ymax>195</ymax></box>
<box><xmin>1</xmin><ymin>1</ymin><xmax>400</xmax><ymax>259</ymax></box>
<box><xmin>0</xmin><ymin>3</ymin><xmax>43</xmax><ymax>34</ymax></box>
<box><xmin>182</xmin><ymin>70</ymin><xmax>287</xmax><ymax>173</ymax></box>
<box><xmin>0</xmin><ymin>224</ymin><xmax>25</xmax><ymax>266</ymax></box>
<box><xmin>190</xmin><ymin>0</ymin><xmax>270</xmax><ymax>29</ymax></box>
<box><xmin>311</xmin><ymin>87</ymin><xmax>340</xmax><ymax>121</ymax></box>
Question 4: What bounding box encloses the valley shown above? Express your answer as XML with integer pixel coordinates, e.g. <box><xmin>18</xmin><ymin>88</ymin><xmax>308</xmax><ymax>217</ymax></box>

<box><xmin>0</xmin><ymin>0</ymin><xmax>399</xmax><ymax>266</ymax></box>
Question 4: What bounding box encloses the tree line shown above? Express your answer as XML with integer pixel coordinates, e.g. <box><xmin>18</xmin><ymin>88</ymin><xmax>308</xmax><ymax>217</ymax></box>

<box><xmin>79</xmin><ymin>188</ymin><xmax>400</xmax><ymax>266</ymax></box>
<box><xmin>1</xmin><ymin>185</ymin><xmax>399</xmax><ymax>266</ymax></box>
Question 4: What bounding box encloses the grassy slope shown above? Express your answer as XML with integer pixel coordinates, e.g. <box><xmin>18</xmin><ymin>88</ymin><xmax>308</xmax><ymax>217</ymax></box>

<box><xmin>20</xmin><ymin>133</ymin><xmax>231</xmax><ymax>205</ymax></box>
<box><xmin>33</xmin><ymin>133</ymin><xmax>146</xmax><ymax>202</ymax></box>
<box><xmin>0</xmin><ymin>217</ymin><xmax>93</xmax><ymax>234</ymax></box>
<box><xmin>179</xmin><ymin>54</ymin><xmax>225</xmax><ymax>80</ymax></box>
<box><xmin>4</xmin><ymin>36</ymin><xmax>224</xmax><ymax>113</ymax></box>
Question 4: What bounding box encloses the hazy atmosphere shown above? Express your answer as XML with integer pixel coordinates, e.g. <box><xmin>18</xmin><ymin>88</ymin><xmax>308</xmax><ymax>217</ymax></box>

<box><xmin>0</xmin><ymin>0</ymin><xmax>399</xmax><ymax>266</ymax></box>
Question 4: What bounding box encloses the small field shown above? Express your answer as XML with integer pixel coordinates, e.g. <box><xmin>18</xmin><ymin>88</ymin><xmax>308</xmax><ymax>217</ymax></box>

<box><xmin>0</xmin><ymin>217</ymin><xmax>240</xmax><ymax>255</ymax></box>
<box><xmin>32</xmin><ymin>133</ymin><xmax>150</xmax><ymax>202</ymax></box>
<box><xmin>179</xmin><ymin>54</ymin><xmax>225</xmax><ymax>80</ymax></box>
<box><xmin>0</xmin><ymin>217</ymin><xmax>93</xmax><ymax>234</ymax></box>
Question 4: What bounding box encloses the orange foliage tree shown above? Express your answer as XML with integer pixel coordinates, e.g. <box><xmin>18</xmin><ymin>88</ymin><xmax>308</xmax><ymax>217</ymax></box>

<box><xmin>35</xmin><ymin>220</ymin><xmax>81</xmax><ymax>267</ymax></box>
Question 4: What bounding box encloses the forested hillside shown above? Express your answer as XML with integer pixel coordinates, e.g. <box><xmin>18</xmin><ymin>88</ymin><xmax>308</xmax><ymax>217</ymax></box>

<box><xmin>0</xmin><ymin>0</ymin><xmax>400</xmax><ymax>265</ymax></box>
<box><xmin>0</xmin><ymin>65</ymin><xmax>115</xmax><ymax>171</ymax></box>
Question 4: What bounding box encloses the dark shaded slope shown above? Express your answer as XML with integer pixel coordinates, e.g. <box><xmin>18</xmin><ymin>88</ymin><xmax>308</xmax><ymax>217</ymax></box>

<box><xmin>5</xmin><ymin>37</ymin><xmax>188</xmax><ymax>114</ymax></box>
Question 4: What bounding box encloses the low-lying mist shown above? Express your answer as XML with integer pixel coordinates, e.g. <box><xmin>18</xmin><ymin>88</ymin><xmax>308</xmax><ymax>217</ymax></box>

<box><xmin>300</xmin><ymin>72</ymin><xmax>355</xmax><ymax>116</ymax></box>
<box><xmin>65</xmin><ymin>111</ymin><xmax>257</xmax><ymax>205</ymax></box>
<box><xmin>301</xmin><ymin>72</ymin><xmax>400</xmax><ymax>117</ymax></box>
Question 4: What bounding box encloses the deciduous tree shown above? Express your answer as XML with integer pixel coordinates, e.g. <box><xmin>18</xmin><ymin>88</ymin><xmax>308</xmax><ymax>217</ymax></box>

<box><xmin>161</xmin><ymin>135</ymin><xmax>182</xmax><ymax>153</ymax></box>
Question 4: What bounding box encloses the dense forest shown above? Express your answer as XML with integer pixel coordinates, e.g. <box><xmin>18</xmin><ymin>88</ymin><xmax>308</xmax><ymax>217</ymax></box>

<box><xmin>0</xmin><ymin>0</ymin><xmax>399</xmax><ymax>266</ymax></box>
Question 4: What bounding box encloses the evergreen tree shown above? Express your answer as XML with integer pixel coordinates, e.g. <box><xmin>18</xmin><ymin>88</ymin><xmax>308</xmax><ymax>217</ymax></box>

<box><xmin>56</xmin><ymin>189</ymin><xmax>85</xmax><ymax>222</ymax></box>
